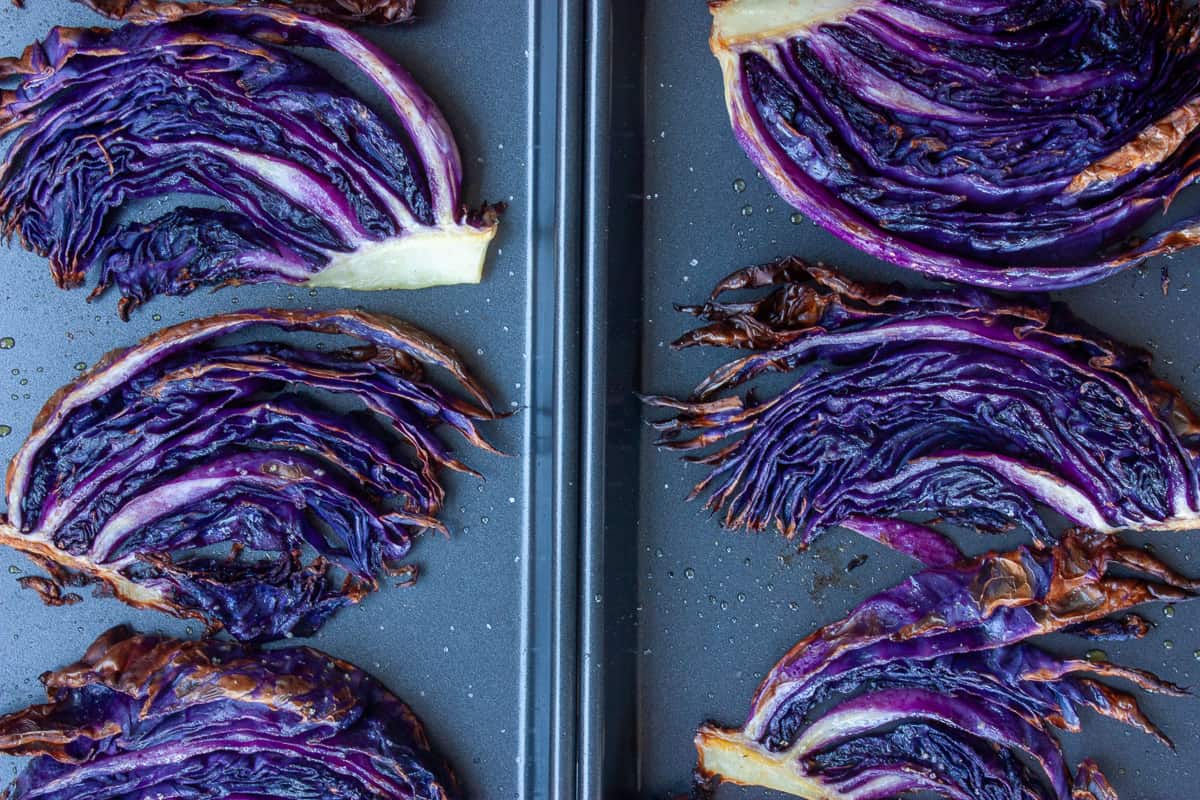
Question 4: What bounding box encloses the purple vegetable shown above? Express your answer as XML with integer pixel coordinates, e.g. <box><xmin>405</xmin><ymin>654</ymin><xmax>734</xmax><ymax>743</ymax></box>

<box><xmin>0</xmin><ymin>309</ymin><xmax>499</xmax><ymax>642</ymax></box>
<box><xmin>75</xmin><ymin>0</ymin><xmax>416</xmax><ymax>25</ymax></box>
<box><xmin>0</xmin><ymin>6</ymin><xmax>499</xmax><ymax>318</ymax></box>
<box><xmin>648</xmin><ymin>259</ymin><xmax>1200</xmax><ymax>545</ymax></box>
<box><xmin>0</xmin><ymin>626</ymin><xmax>460</xmax><ymax>800</ymax></box>
<box><xmin>710</xmin><ymin>0</ymin><xmax>1200</xmax><ymax>290</ymax></box>
<box><xmin>694</xmin><ymin>531</ymin><xmax>1197</xmax><ymax>800</ymax></box>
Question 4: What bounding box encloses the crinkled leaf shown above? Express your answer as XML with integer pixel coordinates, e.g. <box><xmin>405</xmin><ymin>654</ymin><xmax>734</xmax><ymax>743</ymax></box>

<box><xmin>694</xmin><ymin>532</ymin><xmax>1196</xmax><ymax>800</ymax></box>
<box><xmin>710</xmin><ymin>0</ymin><xmax>1200</xmax><ymax>289</ymax></box>
<box><xmin>0</xmin><ymin>6</ymin><xmax>498</xmax><ymax>317</ymax></box>
<box><xmin>0</xmin><ymin>626</ymin><xmax>460</xmax><ymax>800</ymax></box>
<box><xmin>75</xmin><ymin>0</ymin><xmax>416</xmax><ymax>25</ymax></box>
<box><xmin>649</xmin><ymin>259</ymin><xmax>1200</xmax><ymax>545</ymax></box>
<box><xmin>0</xmin><ymin>309</ymin><xmax>499</xmax><ymax>642</ymax></box>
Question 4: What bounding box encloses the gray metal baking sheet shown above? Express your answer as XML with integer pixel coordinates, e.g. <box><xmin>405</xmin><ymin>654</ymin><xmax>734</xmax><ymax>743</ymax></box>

<box><xmin>0</xmin><ymin>3</ymin><xmax>582</xmax><ymax>800</ymax></box>
<box><xmin>6</xmin><ymin>2</ymin><xmax>1199</xmax><ymax>798</ymax></box>
<box><xmin>582</xmin><ymin>2</ymin><xmax>1200</xmax><ymax>798</ymax></box>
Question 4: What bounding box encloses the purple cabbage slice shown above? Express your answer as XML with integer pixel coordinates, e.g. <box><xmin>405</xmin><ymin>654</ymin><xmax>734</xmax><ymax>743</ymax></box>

<box><xmin>74</xmin><ymin>0</ymin><xmax>416</xmax><ymax>25</ymax></box>
<box><xmin>0</xmin><ymin>308</ymin><xmax>499</xmax><ymax>642</ymax></box>
<box><xmin>0</xmin><ymin>5</ymin><xmax>499</xmax><ymax>318</ymax></box>
<box><xmin>694</xmin><ymin>531</ymin><xmax>1197</xmax><ymax>800</ymax></box>
<box><xmin>0</xmin><ymin>626</ymin><xmax>460</xmax><ymax>800</ymax></box>
<box><xmin>648</xmin><ymin>258</ymin><xmax>1200</xmax><ymax>545</ymax></box>
<box><xmin>710</xmin><ymin>0</ymin><xmax>1200</xmax><ymax>290</ymax></box>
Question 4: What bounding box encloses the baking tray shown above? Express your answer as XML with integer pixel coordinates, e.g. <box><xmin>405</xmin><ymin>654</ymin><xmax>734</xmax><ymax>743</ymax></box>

<box><xmin>0</xmin><ymin>2</ymin><xmax>584</xmax><ymax>799</ymax></box>
<box><xmin>581</xmin><ymin>2</ymin><xmax>1200</xmax><ymax>798</ymax></box>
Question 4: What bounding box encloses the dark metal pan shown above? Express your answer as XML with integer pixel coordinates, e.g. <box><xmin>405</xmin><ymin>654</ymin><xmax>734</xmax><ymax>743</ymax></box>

<box><xmin>0</xmin><ymin>2</ymin><xmax>585</xmax><ymax>798</ymax></box>
<box><xmin>581</xmin><ymin>3</ymin><xmax>1200</xmax><ymax>798</ymax></box>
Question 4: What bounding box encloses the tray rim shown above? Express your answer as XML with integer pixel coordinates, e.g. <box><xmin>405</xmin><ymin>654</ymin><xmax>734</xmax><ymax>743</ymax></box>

<box><xmin>0</xmin><ymin>2</ymin><xmax>586</xmax><ymax>798</ymax></box>
<box><xmin>578</xmin><ymin>2</ymin><xmax>647</xmax><ymax>798</ymax></box>
<box><xmin>520</xmin><ymin>0</ymin><xmax>587</xmax><ymax>798</ymax></box>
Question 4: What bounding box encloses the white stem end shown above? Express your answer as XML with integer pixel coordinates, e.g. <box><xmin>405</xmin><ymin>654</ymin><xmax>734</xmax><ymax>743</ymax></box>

<box><xmin>306</xmin><ymin>224</ymin><xmax>498</xmax><ymax>291</ymax></box>
<box><xmin>710</xmin><ymin>0</ymin><xmax>869</xmax><ymax>48</ymax></box>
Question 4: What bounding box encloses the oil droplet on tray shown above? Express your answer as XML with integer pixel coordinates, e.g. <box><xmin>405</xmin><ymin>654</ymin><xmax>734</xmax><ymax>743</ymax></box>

<box><xmin>0</xmin><ymin>337</ymin><xmax>13</xmax><ymax>349</ymax></box>
<box><xmin>741</xmin><ymin>205</ymin><xmax>753</xmax><ymax>217</ymax></box>
<box><xmin>1085</xmin><ymin>649</ymin><xmax>1108</xmax><ymax>663</ymax></box>
<box><xmin>732</xmin><ymin>178</ymin><xmax>746</xmax><ymax>193</ymax></box>
<box><xmin>790</xmin><ymin>212</ymin><xmax>804</xmax><ymax>224</ymax></box>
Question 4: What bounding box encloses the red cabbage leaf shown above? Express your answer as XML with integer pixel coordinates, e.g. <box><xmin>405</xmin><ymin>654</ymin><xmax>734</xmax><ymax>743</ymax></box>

<box><xmin>0</xmin><ymin>626</ymin><xmax>461</xmax><ymax>800</ymax></box>
<box><xmin>648</xmin><ymin>259</ymin><xmax>1200</xmax><ymax>545</ymax></box>
<box><xmin>694</xmin><ymin>531</ymin><xmax>1198</xmax><ymax>800</ymax></box>
<box><xmin>710</xmin><ymin>0</ymin><xmax>1200</xmax><ymax>290</ymax></box>
<box><xmin>0</xmin><ymin>309</ymin><xmax>499</xmax><ymax>642</ymax></box>
<box><xmin>0</xmin><ymin>6</ymin><xmax>498</xmax><ymax>318</ymax></box>
<box><xmin>75</xmin><ymin>0</ymin><xmax>416</xmax><ymax>25</ymax></box>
